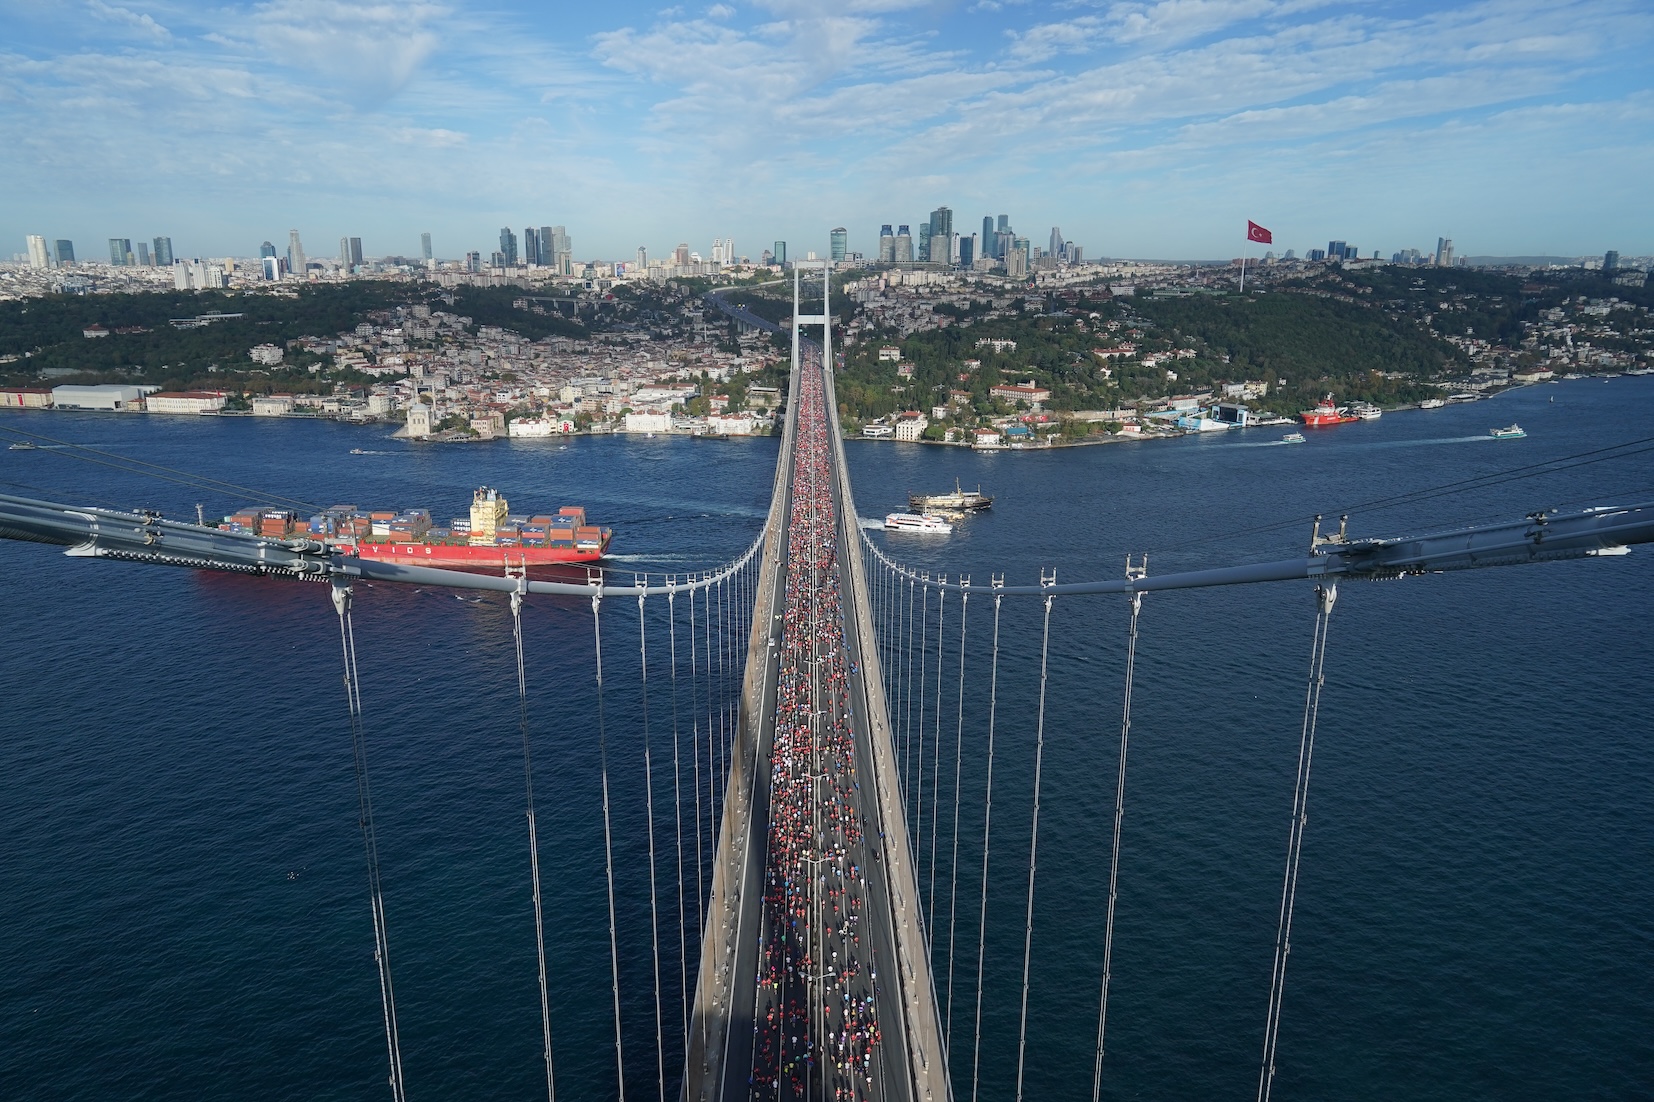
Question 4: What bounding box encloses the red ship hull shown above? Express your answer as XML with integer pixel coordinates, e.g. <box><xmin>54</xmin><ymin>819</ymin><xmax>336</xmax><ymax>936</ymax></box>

<box><xmin>1299</xmin><ymin>410</ymin><xmax>1359</xmax><ymax>426</ymax></box>
<box><xmin>351</xmin><ymin>536</ymin><xmax>610</xmax><ymax>566</ymax></box>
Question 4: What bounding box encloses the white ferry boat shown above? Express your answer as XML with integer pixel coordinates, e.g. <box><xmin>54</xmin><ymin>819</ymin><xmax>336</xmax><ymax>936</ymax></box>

<box><xmin>1490</xmin><ymin>424</ymin><xmax>1526</xmax><ymax>440</ymax></box>
<box><xmin>1420</xmin><ymin>398</ymin><xmax>1446</xmax><ymax>409</ymax></box>
<box><xmin>1281</xmin><ymin>432</ymin><xmax>1306</xmax><ymax>444</ymax></box>
<box><xmin>1350</xmin><ymin>401</ymin><xmax>1383</xmax><ymax>420</ymax></box>
<box><xmin>884</xmin><ymin>512</ymin><xmax>953</xmax><ymax>534</ymax></box>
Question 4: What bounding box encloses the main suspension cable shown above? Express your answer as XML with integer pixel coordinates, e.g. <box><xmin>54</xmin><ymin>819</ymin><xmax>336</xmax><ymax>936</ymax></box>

<box><xmin>1093</xmin><ymin>565</ymin><xmax>1146</xmax><ymax>1102</ymax></box>
<box><xmin>510</xmin><ymin>590</ymin><xmax>557</xmax><ymax>1102</ymax></box>
<box><xmin>1014</xmin><ymin>576</ymin><xmax>1056</xmax><ymax>1102</ymax></box>
<box><xmin>970</xmin><ymin>584</ymin><xmax>1004</xmax><ymax>1102</ymax></box>
<box><xmin>591</xmin><ymin>591</ymin><xmax>627</xmax><ymax>1100</ymax></box>
<box><xmin>1258</xmin><ymin>582</ymin><xmax>1339</xmax><ymax>1102</ymax></box>
<box><xmin>330</xmin><ymin>582</ymin><xmax>407</xmax><ymax>1102</ymax></box>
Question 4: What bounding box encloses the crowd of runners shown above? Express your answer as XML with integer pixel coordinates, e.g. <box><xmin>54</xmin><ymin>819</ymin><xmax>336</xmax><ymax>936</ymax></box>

<box><xmin>749</xmin><ymin>357</ymin><xmax>886</xmax><ymax>1099</ymax></box>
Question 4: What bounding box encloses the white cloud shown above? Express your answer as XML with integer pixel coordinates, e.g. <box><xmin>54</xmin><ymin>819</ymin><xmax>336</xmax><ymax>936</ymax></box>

<box><xmin>86</xmin><ymin>0</ymin><xmax>170</xmax><ymax>40</ymax></box>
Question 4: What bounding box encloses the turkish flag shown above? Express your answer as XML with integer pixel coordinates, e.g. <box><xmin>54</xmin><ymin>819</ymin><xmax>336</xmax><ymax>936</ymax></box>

<box><xmin>1247</xmin><ymin>221</ymin><xmax>1273</xmax><ymax>244</ymax></box>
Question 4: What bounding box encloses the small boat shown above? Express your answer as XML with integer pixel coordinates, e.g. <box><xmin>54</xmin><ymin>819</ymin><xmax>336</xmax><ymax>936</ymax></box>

<box><xmin>884</xmin><ymin>512</ymin><xmax>953</xmax><ymax>534</ymax></box>
<box><xmin>8</xmin><ymin>442</ymin><xmax>38</xmax><ymax>450</ymax></box>
<box><xmin>1281</xmin><ymin>432</ymin><xmax>1305</xmax><ymax>444</ymax></box>
<box><xmin>349</xmin><ymin>448</ymin><xmax>366</xmax><ymax>454</ymax></box>
<box><xmin>1420</xmin><ymin>398</ymin><xmax>1446</xmax><ymax>409</ymax></box>
<box><xmin>1349</xmin><ymin>401</ymin><xmax>1383</xmax><ymax>420</ymax></box>
<box><xmin>1490</xmin><ymin>424</ymin><xmax>1526</xmax><ymax>440</ymax></box>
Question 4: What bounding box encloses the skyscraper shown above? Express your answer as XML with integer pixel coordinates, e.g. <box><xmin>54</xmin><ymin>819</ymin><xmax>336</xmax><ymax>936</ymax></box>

<box><xmin>893</xmin><ymin>226</ymin><xmax>913</xmax><ymax>264</ymax></box>
<box><xmin>1604</xmin><ymin>250</ymin><xmax>1620</xmax><ymax>271</ymax></box>
<box><xmin>54</xmin><ymin>239</ymin><xmax>75</xmax><ymax>264</ymax></box>
<box><xmin>260</xmin><ymin>241</ymin><xmax>277</xmax><ymax>259</ymax></box>
<box><xmin>772</xmin><ymin>241</ymin><xmax>787</xmax><ymax>266</ymax></box>
<box><xmin>545</xmin><ymin>226</ymin><xmax>570</xmax><ymax>273</ymax></box>
<box><xmin>959</xmin><ymin>235</ymin><xmax>975</xmax><ymax>269</ymax></box>
<box><xmin>136</xmin><ymin>242</ymin><xmax>152</xmax><ymax>266</ymax></box>
<box><xmin>340</xmin><ymin>237</ymin><xmax>351</xmax><ymax>266</ymax></box>
<box><xmin>152</xmin><ymin>236</ymin><xmax>173</xmax><ymax>267</ymax></box>
<box><xmin>636</xmin><ymin>246</ymin><xmax>647</xmax><ymax>269</ymax></box>
<box><xmin>288</xmin><ymin>230</ymin><xmax>306</xmax><ymax>277</ymax></box>
<box><xmin>524</xmin><ymin>226</ymin><xmax>540</xmax><ymax>266</ymax></box>
<box><xmin>499</xmin><ymin>227</ymin><xmax>518</xmax><ymax>267</ymax></box>
<box><xmin>26</xmin><ymin>235</ymin><xmax>50</xmax><ymax>269</ymax></box>
<box><xmin>982</xmin><ymin>216</ymin><xmax>994</xmax><ymax>256</ymax></box>
<box><xmin>349</xmin><ymin>238</ymin><xmax>363</xmax><ymax>267</ymax></box>
<box><xmin>1049</xmin><ymin>227</ymin><xmax>1064</xmax><ymax>258</ymax></box>
<box><xmin>421</xmin><ymin>232</ymin><xmax>433</xmax><ymax>261</ymax></box>
<box><xmin>878</xmin><ymin>225</ymin><xmax>895</xmax><ymax>264</ymax></box>
<box><xmin>929</xmin><ymin>206</ymin><xmax>952</xmax><ymax>241</ymax></box>
<box><xmin>830</xmin><ymin>227</ymin><xmax>847</xmax><ymax>263</ymax></box>
<box><xmin>108</xmin><ymin>238</ymin><xmax>132</xmax><ymax>265</ymax></box>
<box><xmin>917</xmin><ymin>223</ymin><xmax>931</xmax><ymax>263</ymax></box>
<box><xmin>466</xmin><ymin>250</ymin><xmax>481</xmax><ymax>273</ymax></box>
<box><xmin>997</xmin><ymin>214</ymin><xmax>1009</xmax><ymax>234</ymax></box>
<box><xmin>674</xmin><ymin>243</ymin><xmax>690</xmax><ymax>267</ymax></box>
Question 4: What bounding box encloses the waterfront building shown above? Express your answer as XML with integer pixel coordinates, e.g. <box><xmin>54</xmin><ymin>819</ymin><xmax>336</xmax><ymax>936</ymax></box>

<box><xmin>51</xmin><ymin>384</ymin><xmax>143</xmax><ymax>410</ymax></box>
<box><xmin>26</xmin><ymin>235</ymin><xmax>50</xmax><ymax>269</ymax></box>
<box><xmin>146</xmin><ymin>391</ymin><xmax>227</xmax><ymax>415</ymax></box>
<box><xmin>54</xmin><ymin>239</ymin><xmax>75</xmax><ymax>264</ymax></box>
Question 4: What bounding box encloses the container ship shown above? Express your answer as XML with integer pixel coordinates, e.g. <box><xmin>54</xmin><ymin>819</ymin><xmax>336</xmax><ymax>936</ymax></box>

<box><xmin>219</xmin><ymin>486</ymin><xmax>612</xmax><ymax>566</ymax></box>
<box><xmin>1299</xmin><ymin>394</ymin><xmax>1360</xmax><ymax>426</ymax></box>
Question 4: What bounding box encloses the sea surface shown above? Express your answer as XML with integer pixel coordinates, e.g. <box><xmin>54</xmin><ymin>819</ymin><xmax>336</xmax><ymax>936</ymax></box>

<box><xmin>2</xmin><ymin>379</ymin><xmax>1651</xmax><ymax>1100</ymax></box>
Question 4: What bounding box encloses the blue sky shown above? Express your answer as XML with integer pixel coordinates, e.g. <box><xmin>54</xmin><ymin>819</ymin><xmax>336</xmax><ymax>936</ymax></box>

<box><xmin>4</xmin><ymin>0</ymin><xmax>1652</xmax><ymax>262</ymax></box>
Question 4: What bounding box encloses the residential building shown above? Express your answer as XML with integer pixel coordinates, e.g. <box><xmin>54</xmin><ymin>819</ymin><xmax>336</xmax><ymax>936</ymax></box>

<box><xmin>636</xmin><ymin>246</ymin><xmax>648</xmax><ymax>269</ymax></box>
<box><xmin>251</xmin><ymin>396</ymin><xmax>294</xmax><ymax>416</ymax></box>
<box><xmin>893</xmin><ymin>413</ymin><xmax>928</xmax><ymax>441</ymax></box>
<box><xmin>26</xmin><ymin>235</ymin><xmax>50</xmax><ymax>269</ymax></box>
<box><xmin>250</xmin><ymin>343</ymin><xmax>284</xmax><ymax>365</ymax></box>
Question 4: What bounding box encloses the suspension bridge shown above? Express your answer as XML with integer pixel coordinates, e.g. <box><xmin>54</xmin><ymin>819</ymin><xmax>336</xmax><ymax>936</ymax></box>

<box><xmin>2</xmin><ymin>263</ymin><xmax>1652</xmax><ymax>1101</ymax></box>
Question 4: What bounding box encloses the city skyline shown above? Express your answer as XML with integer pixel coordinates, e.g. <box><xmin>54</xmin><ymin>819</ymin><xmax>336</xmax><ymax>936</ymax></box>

<box><xmin>2</xmin><ymin>0</ymin><xmax>1651</xmax><ymax>260</ymax></box>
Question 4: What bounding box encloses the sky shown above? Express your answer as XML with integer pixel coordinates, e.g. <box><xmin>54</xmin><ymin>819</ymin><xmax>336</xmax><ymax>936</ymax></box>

<box><xmin>3</xmin><ymin>0</ymin><xmax>1652</xmax><ymax>263</ymax></box>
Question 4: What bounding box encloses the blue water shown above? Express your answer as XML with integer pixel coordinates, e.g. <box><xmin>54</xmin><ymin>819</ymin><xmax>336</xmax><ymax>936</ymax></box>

<box><xmin>2</xmin><ymin>379</ymin><xmax>1651</xmax><ymax>1100</ymax></box>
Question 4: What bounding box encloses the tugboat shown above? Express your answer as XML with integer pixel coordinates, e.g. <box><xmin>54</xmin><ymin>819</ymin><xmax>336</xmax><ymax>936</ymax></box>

<box><xmin>909</xmin><ymin>478</ymin><xmax>993</xmax><ymax>513</ymax></box>
<box><xmin>1299</xmin><ymin>394</ymin><xmax>1359</xmax><ymax>426</ymax></box>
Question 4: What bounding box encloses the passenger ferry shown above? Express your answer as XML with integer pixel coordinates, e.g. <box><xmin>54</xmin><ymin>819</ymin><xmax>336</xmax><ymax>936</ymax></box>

<box><xmin>884</xmin><ymin>512</ymin><xmax>953</xmax><ymax>534</ymax></box>
<box><xmin>1490</xmin><ymin>424</ymin><xmax>1526</xmax><ymax>440</ymax></box>
<box><xmin>1281</xmin><ymin>432</ymin><xmax>1306</xmax><ymax>444</ymax></box>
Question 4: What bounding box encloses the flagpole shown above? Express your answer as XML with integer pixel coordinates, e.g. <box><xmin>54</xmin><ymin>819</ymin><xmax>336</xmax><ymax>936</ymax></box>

<box><xmin>1239</xmin><ymin>248</ymin><xmax>1247</xmax><ymax>294</ymax></box>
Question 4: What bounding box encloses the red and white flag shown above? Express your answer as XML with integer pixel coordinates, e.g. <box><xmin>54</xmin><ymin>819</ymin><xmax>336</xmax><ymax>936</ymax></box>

<box><xmin>1247</xmin><ymin>220</ymin><xmax>1273</xmax><ymax>244</ymax></box>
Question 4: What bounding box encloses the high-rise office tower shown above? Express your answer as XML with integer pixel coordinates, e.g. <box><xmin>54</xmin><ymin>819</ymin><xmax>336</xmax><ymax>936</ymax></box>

<box><xmin>340</xmin><ymin>237</ymin><xmax>351</xmax><ymax>266</ymax></box>
<box><xmin>995</xmin><ymin>230</ymin><xmax>1014</xmax><ymax>261</ymax></box>
<box><xmin>636</xmin><ymin>246</ymin><xmax>647</xmax><ymax>269</ymax></box>
<box><xmin>830</xmin><ymin>227</ymin><xmax>847</xmax><ymax>263</ymax></box>
<box><xmin>136</xmin><ymin>242</ymin><xmax>152</xmax><ymax>266</ymax></box>
<box><xmin>878</xmin><ymin>225</ymin><xmax>895</xmax><ymax>264</ymax></box>
<box><xmin>773</xmin><ymin>241</ymin><xmax>787</xmax><ymax>266</ymax></box>
<box><xmin>26</xmin><ymin>235</ymin><xmax>50</xmax><ymax>269</ymax></box>
<box><xmin>959</xmin><ymin>235</ymin><xmax>975</xmax><ymax>269</ymax></box>
<box><xmin>465</xmin><ymin>250</ymin><xmax>481</xmax><ymax>273</ymax></box>
<box><xmin>261</xmin><ymin>256</ymin><xmax>281</xmax><ymax>280</ymax></box>
<box><xmin>499</xmin><ymin>227</ymin><xmax>518</xmax><ymax>266</ymax></box>
<box><xmin>288</xmin><ymin>230</ymin><xmax>306</xmax><ymax>277</ymax></box>
<box><xmin>421</xmin><ymin>232</ymin><xmax>433</xmax><ymax>261</ymax></box>
<box><xmin>893</xmin><ymin>226</ymin><xmax>913</xmax><ymax>264</ymax></box>
<box><xmin>349</xmin><ymin>238</ymin><xmax>363</xmax><ymax>267</ymax></box>
<box><xmin>1049</xmin><ymin>227</ymin><xmax>1064</xmax><ymax>258</ymax></box>
<box><xmin>54</xmin><ymin>239</ymin><xmax>75</xmax><ymax>264</ymax></box>
<box><xmin>108</xmin><ymin>238</ymin><xmax>132</xmax><ymax>265</ymax></box>
<box><xmin>152</xmin><ymin>236</ymin><xmax>173</xmax><ymax>267</ymax></box>
<box><xmin>260</xmin><ymin>241</ymin><xmax>277</xmax><ymax>258</ymax></box>
<box><xmin>542</xmin><ymin>226</ymin><xmax>569</xmax><ymax>273</ymax></box>
<box><xmin>1604</xmin><ymin>250</ymin><xmax>1620</xmax><ymax>271</ymax></box>
<box><xmin>1436</xmin><ymin>237</ymin><xmax>1453</xmax><ymax>267</ymax></box>
<box><xmin>997</xmin><ymin>214</ymin><xmax>1009</xmax><ymax>234</ymax></box>
<box><xmin>929</xmin><ymin>206</ymin><xmax>952</xmax><ymax>241</ymax></box>
<box><xmin>524</xmin><ymin>227</ymin><xmax>540</xmax><ymax>266</ymax></box>
<box><xmin>674</xmin><ymin>243</ymin><xmax>690</xmax><ymax>267</ymax></box>
<box><xmin>983</xmin><ymin>216</ymin><xmax>994</xmax><ymax>256</ymax></box>
<box><xmin>917</xmin><ymin>223</ymin><xmax>931</xmax><ymax>263</ymax></box>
